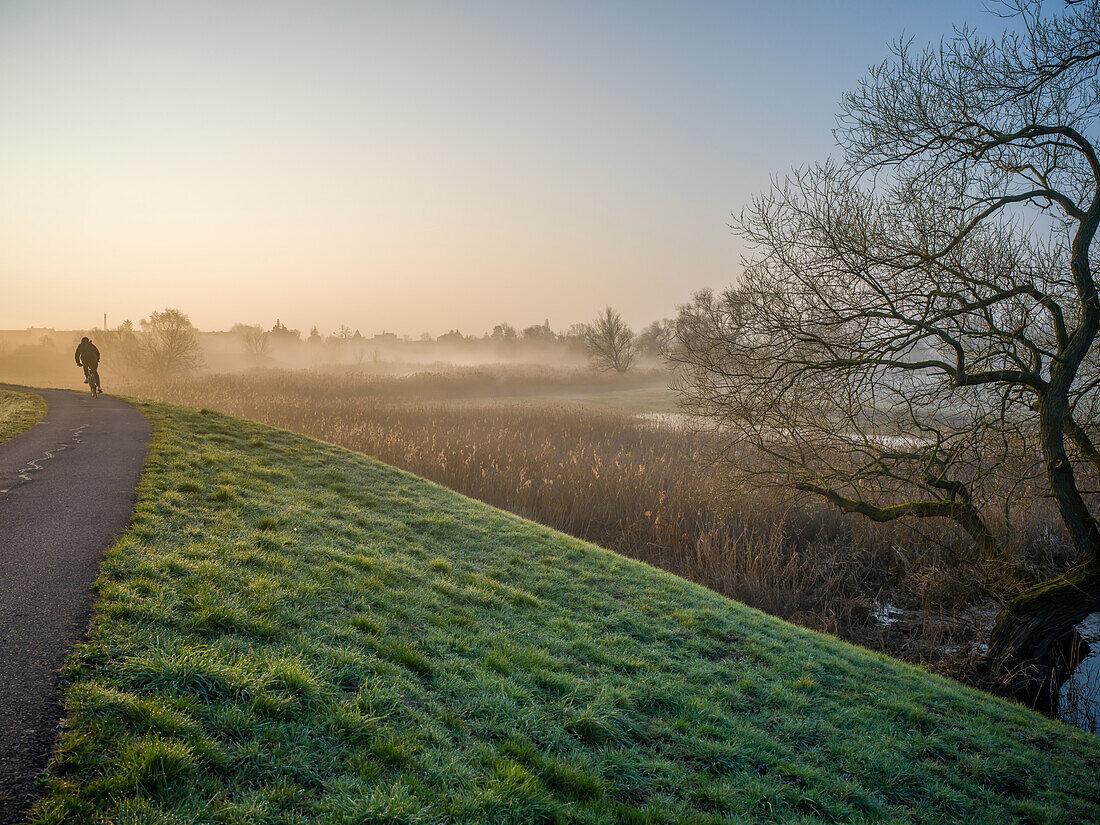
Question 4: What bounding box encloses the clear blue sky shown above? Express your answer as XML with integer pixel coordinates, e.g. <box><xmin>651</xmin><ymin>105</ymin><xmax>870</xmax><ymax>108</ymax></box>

<box><xmin>0</xmin><ymin>0</ymin><xmax>998</xmax><ymax>334</ymax></box>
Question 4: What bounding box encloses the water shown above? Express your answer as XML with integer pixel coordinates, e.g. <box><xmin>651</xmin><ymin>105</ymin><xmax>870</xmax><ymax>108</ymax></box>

<box><xmin>870</xmin><ymin>603</ymin><xmax>1100</xmax><ymax>733</ymax></box>
<box><xmin>635</xmin><ymin>413</ymin><xmax>929</xmax><ymax>451</ymax></box>
<box><xmin>636</xmin><ymin>411</ymin><xmax>702</xmax><ymax>429</ymax></box>
<box><xmin>1060</xmin><ymin>612</ymin><xmax>1100</xmax><ymax>733</ymax></box>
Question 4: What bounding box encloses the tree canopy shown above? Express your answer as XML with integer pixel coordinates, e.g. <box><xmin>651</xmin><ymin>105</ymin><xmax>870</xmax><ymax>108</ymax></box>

<box><xmin>672</xmin><ymin>0</ymin><xmax>1100</xmax><ymax>714</ymax></box>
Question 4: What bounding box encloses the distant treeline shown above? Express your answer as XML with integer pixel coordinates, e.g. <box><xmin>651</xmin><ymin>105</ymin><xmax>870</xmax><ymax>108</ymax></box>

<box><xmin>0</xmin><ymin>307</ymin><xmax>673</xmax><ymax>384</ymax></box>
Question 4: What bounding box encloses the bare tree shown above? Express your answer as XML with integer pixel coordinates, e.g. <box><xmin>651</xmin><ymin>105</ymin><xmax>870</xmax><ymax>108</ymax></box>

<box><xmin>95</xmin><ymin>320</ymin><xmax>143</xmax><ymax>378</ymax></box>
<box><xmin>140</xmin><ymin>308</ymin><xmax>203</xmax><ymax>377</ymax></box>
<box><xmin>585</xmin><ymin>307</ymin><xmax>636</xmax><ymax>373</ymax></box>
<box><xmin>671</xmin><ymin>0</ymin><xmax>1100</xmax><ymax>715</ymax></box>
<box><xmin>232</xmin><ymin>323</ymin><xmax>270</xmax><ymax>359</ymax></box>
<box><xmin>636</xmin><ymin>319</ymin><xmax>676</xmax><ymax>359</ymax></box>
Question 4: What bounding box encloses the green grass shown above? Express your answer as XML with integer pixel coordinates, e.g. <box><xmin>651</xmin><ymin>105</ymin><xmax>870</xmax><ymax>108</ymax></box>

<box><xmin>31</xmin><ymin>402</ymin><xmax>1100</xmax><ymax>824</ymax></box>
<box><xmin>0</xmin><ymin>389</ymin><xmax>46</xmax><ymax>443</ymax></box>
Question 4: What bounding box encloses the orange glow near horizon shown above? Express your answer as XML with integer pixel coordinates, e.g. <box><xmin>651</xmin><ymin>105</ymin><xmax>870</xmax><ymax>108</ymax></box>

<box><xmin>1</xmin><ymin>1</ymin><xmax>984</xmax><ymax>336</ymax></box>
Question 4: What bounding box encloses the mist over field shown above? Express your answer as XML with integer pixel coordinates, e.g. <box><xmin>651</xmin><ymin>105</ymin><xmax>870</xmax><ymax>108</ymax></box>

<box><xmin>0</xmin><ymin>315</ymin><xmax>665</xmax><ymax>389</ymax></box>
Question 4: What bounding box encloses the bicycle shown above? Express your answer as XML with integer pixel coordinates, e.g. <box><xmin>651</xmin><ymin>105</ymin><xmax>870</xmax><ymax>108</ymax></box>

<box><xmin>84</xmin><ymin>366</ymin><xmax>101</xmax><ymax>398</ymax></box>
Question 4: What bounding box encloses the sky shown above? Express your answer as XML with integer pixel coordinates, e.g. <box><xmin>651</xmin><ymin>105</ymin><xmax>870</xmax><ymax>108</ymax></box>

<box><xmin>0</xmin><ymin>0</ymin><xmax>1001</xmax><ymax>336</ymax></box>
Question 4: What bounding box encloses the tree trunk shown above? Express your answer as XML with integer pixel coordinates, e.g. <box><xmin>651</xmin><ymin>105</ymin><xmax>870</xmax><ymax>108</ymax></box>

<box><xmin>982</xmin><ymin>561</ymin><xmax>1100</xmax><ymax>716</ymax></box>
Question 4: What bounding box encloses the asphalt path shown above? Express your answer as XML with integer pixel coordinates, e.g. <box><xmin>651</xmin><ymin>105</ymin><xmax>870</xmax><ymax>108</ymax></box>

<box><xmin>0</xmin><ymin>386</ymin><xmax>149</xmax><ymax>824</ymax></box>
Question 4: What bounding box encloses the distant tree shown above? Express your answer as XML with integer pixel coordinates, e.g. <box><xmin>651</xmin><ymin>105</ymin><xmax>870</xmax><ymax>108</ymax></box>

<box><xmin>670</xmin><ymin>0</ymin><xmax>1100</xmax><ymax>715</ymax></box>
<box><xmin>234</xmin><ymin>324</ymin><xmax>270</xmax><ymax>359</ymax></box>
<box><xmin>269</xmin><ymin>319</ymin><xmax>301</xmax><ymax>343</ymax></box>
<box><xmin>307</xmin><ymin>326</ymin><xmax>323</xmax><ymax>345</ymax></box>
<box><xmin>140</xmin><ymin>308</ymin><xmax>203</xmax><ymax>376</ymax></box>
<box><xmin>419</xmin><ymin>332</ymin><xmax>434</xmax><ymax>342</ymax></box>
<box><xmin>522</xmin><ymin>320</ymin><xmax>556</xmax><ymax>342</ymax></box>
<box><xmin>437</xmin><ymin>329</ymin><xmax>465</xmax><ymax>344</ymax></box>
<box><xmin>585</xmin><ymin>307</ymin><xmax>636</xmax><ymax>373</ymax></box>
<box><xmin>490</xmin><ymin>323</ymin><xmax>517</xmax><ymax>341</ymax></box>
<box><xmin>489</xmin><ymin>322</ymin><xmax>518</xmax><ymax>353</ymax></box>
<box><xmin>635</xmin><ymin>319</ymin><xmax>675</xmax><ymax>358</ymax></box>
<box><xmin>561</xmin><ymin>322</ymin><xmax>589</xmax><ymax>355</ymax></box>
<box><xmin>96</xmin><ymin>320</ymin><xmax>142</xmax><ymax>376</ymax></box>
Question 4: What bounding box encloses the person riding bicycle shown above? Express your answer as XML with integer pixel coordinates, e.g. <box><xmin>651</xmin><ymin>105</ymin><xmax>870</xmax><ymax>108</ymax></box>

<box><xmin>75</xmin><ymin>336</ymin><xmax>101</xmax><ymax>392</ymax></box>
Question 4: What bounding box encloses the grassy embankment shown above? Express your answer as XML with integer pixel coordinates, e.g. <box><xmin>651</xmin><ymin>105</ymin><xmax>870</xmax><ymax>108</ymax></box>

<box><xmin>0</xmin><ymin>388</ymin><xmax>46</xmax><ymax>443</ymax></box>
<box><xmin>129</xmin><ymin>369</ymin><xmax>1015</xmax><ymax>664</ymax></box>
<box><xmin>32</xmin><ymin>402</ymin><xmax>1100</xmax><ymax>824</ymax></box>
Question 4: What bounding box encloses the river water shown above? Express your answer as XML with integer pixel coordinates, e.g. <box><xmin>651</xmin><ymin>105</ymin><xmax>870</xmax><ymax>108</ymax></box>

<box><xmin>1060</xmin><ymin>612</ymin><xmax>1100</xmax><ymax>733</ymax></box>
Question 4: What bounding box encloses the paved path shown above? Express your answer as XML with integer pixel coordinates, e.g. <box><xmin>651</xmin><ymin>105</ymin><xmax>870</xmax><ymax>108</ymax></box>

<box><xmin>0</xmin><ymin>386</ymin><xmax>149</xmax><ymax>824</ymax></box>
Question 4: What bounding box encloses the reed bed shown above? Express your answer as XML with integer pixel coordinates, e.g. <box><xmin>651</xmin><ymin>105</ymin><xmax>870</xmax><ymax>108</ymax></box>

<box><xmin>127</xmin><ymin>368</ymin><xmax>998</xmax><ymax>664</ymax></box>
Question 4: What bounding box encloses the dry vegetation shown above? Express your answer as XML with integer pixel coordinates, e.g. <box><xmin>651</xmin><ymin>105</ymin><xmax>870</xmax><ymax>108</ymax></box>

<box><xmin>118</xmin><ymin>366</ymin><xmax>1032</xmax><ymax>674</ymax></box>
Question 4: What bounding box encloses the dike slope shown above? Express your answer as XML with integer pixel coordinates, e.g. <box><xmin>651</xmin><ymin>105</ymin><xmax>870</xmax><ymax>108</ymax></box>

<box><xmin>29</xmin><ymin>402</ymin><xmax>1100</xmax><ymax>824</ymax></box>
<box><xmin>0</xmin><ymin>390</ymin><xmax>46</xmax><ymax>444</ymax></box>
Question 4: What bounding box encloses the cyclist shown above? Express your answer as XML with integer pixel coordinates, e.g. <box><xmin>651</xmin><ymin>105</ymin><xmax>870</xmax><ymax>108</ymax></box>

<box><xmin>74</xmin><ymin>336</ymin><xmax>102</xmax><ymax>392</ymax></box>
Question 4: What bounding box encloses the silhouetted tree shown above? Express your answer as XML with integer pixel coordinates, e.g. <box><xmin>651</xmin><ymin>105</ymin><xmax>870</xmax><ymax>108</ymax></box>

<box><xmin>96</xmin><ymin>320</ymin><xmax>142</xmax><ymax>377</ymax></box>
<box><xmin>232</xmin><ymin>323</ymin><xmax>270</xmax><ymax>359</ymax></box>
<box><xmin>269</xmin><ymin>319</ymin><xmax>301</xmax><ymax>343</ymax></box>
<box><xmin>671</xmin><ymin>0</ymin><xmax>1100</xmax><ymax>715</ymax></box>
<box><xmin>522</xmin><ymin>320</ymin><xmax>556</xmax><ymax>342</ymax></box>
<box><xmin>490</xmin><ymin>323</ymin><xmax>517</xmax><ymax>341</ymax></box>
<box><xmin>140</xmin><ymin>308</ymin><xmax>203</xmax><ymax>376</ymax></box>
<box><xmin>636</xmin><ymin>319</ymin><xmax>675</xmax><ymax>358</ymax></box>
<box><xmin>437</xmin><ymin>330</ymin><xmax>466</xmax><ymax>344</ymax></box>
<box><xmin>561</xmin><ymin>322</ymin><xmax>589</xmax><ymax>355</ymax></box>
<box><xmin>585</xmin><ymin>307</ymin><xmax>635</xmax><ymax>373</ymax></box>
